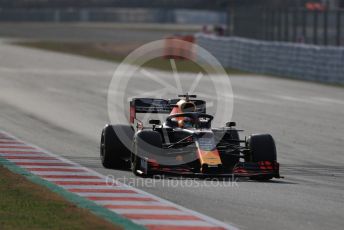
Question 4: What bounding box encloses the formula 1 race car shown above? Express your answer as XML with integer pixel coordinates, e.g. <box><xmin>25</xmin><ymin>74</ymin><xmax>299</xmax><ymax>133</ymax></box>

<box><xmin>100</xmin><ymin>94</ymin><xmax>281</xmax><ymax>180</ymax></box>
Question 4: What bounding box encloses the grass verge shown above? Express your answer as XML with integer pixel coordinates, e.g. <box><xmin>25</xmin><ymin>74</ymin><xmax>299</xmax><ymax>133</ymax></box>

<box><xmin>14</xmin><ymin>41</ymin><xmax>247</xmax><ymax>75</ymax></box>
<box><xmin>0</xmin><ymin>165</ymin><xmax>121</xmax><ymax>230</ymax></box>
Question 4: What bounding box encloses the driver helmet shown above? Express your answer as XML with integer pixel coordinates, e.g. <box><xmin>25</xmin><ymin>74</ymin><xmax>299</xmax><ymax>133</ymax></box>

<box><xmin>178</xmin><ymin>117</ymin><xmax>194</xmax><ymax>128</ymax></box>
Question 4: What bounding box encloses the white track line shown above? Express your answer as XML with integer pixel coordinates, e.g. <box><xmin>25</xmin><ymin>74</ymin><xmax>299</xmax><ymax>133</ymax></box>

<box><xmin>132</xmin><ymin>219</ymin><xmax>217</xmax><ymax>227</ymax></box>
<box><xmin>61</xmin><ymin>185</ymin><xmax>125</xmax><ymax>190</ymax></box>
<box><xmin>0</xmin><ymin>153</ymin><xmax>48</xmax><ymax>157</ymax></box>
<box><xmin>0</xmin><ymin>143</ymin><xmax>26</xmax><ymax>146</ymax></box>
<box><xmin>22</xmin><ymin>165</ymin><xmax>82</xmax><ymax>169</ymax></box>
<box><xmin>86</xmin><ymin>200</ymin><xmax>184</xmax><ymax>206</ymax></box>
<box><xmin>0</xmin><ymin>149</ymin><xmax>46</xmax><ymax>154</ymax></box>
<box><xmin>75</xmin><ymin>193</ymin><xmax>148</xmax><ymax>198</ymax></box>
<box><xmin>44</xmin><ymin>178</ymin><xmax>105</xmax><ymax>182</ymax></box>
<box><xmin>8</xmin><ymin>159</ymin><xmax>68</xmax><ymax>163</ymax></box>
<box><xmin>31</xmin><ymin>171</ymin><xmax>91</xmax><ymax>176</ymax></box>
<box><xmin>110</xmin><ymin>209</ymin><xmax>187</xmax><ymax>215</ymax></box>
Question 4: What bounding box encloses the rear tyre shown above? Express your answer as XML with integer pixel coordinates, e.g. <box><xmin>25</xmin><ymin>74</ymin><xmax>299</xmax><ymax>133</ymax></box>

<box><xmin>247</xmin><ymin>134</ymin><xmax>277</xmax><ymax>181</ymax></box>
<box><xmin>132</xmin><ymin>130</ymin><xmax>162</xmax><ymax>176</ymax></box>
<box><xmin>100</xmin><ymin>124</ymin><xmax>133</xmax><ymax>169</ymax></box>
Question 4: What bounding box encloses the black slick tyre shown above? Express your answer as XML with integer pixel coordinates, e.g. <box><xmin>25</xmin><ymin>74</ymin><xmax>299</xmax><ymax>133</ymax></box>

<box><xmin>247</xmin><ymin>134</ymin><xmax>277</xmax><ymax>181</ymax></box>
<box><xmin>100</xmin><ymin>124</ymin><xmax>133</xmax><ymax>169</ymax></box>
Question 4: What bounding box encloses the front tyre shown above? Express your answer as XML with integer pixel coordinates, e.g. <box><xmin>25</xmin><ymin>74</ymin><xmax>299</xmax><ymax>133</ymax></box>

<box><xmin>100</xmin><ymin>124</ymin><xmax>133</xmax><ymax>169</ymax></box>
<box><xmin>247</xmin><ymin>134</ymin><xmax>277</xmax><ymax>181</ymax></box>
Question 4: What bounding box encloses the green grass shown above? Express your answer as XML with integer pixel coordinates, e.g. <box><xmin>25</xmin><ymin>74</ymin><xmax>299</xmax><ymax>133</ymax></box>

<box><xmin>14</xmin><ymin>41</ymin><xmax>246</xmax><ymax>75</ymax></box>
<box><xmin>0</xmin><ymin>165</ymin><xmax>121</xmax><ymax>230</ymax></box>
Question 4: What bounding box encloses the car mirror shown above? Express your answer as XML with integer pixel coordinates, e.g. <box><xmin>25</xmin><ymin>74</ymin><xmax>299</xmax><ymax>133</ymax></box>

<box><xmin>149</xmin><ymin>120</ymin><xmax>161</xmax><ymax>125</ymax></box>
<box><xmin>226</xmin><ymin>122</ymin><xmax>236</xmax><ymax>127</ymax></box>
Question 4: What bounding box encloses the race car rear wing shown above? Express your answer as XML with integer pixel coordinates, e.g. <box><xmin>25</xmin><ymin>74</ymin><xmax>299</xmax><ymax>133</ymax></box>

<box><xmin>129</xmin><ymin>98</ymin><xmax>206</xmax><ymax>123</ymax></box>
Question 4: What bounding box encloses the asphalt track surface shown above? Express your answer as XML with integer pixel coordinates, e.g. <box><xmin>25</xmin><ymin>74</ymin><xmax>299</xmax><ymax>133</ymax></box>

<box><xmin>0</xmin><ymin>35</ymin><xmax>344</xmax><ymax>229</ymax></box>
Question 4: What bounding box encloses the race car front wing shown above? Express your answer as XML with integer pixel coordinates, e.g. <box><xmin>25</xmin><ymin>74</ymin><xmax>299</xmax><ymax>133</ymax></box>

<box><xmin>138</xmin><ymin>158</ymin><xmax>281</xmax><ymax>179</ymax></box>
